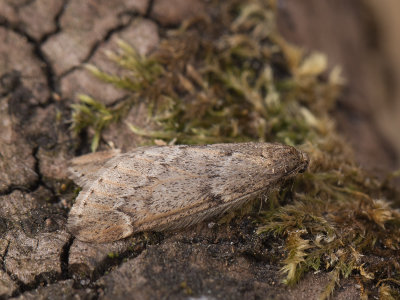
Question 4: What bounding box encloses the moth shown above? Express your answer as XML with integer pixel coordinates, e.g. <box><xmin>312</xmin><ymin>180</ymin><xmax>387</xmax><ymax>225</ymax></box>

<box><xmin>67</xmin><ymin>143</ymin><xmax>309</xmax><ymax>243</ymax></box>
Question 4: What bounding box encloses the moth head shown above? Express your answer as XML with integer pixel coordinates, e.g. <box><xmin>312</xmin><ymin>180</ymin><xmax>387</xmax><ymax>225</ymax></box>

<box><xmin>298</xmin><ymin>152</ymin><xmax>309</xmax><ymax>173</ymax></box>
<box><xmin>260</xmin><ymin>144</ymin><xmax>309</xmax><ymax>177</ymax></box>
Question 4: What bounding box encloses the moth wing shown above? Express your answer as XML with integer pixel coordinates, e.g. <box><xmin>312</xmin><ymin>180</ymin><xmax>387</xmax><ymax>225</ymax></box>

<box><xmin>152</xmin><ymin>187</ymin><xmax>259</xmax><ymax>232</ymax></box>
<box><xmin>68</xmin><ymin>149</ymin><xmax>121</xmax><ymax>187</ymax></box>
<box><xmin>67</xmin><ymin>206</ymin><xmax>133</xmax><ymax>243</ymax></box>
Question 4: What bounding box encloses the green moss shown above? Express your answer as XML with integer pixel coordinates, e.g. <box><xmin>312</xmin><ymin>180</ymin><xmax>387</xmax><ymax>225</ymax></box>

<box><xmin>180</xmin><ymin>281</ymin><xmax>193</xmax><ymax>295</ymax></box>
<box><xmin>70</xmin><ymin>0</ymin><xmax>400</xmax><ymax>298</ymax></box>
<box><xmin>107</xmin><ymin>252</ymin><xmax>119</xmax><ymax>259</ymax></box>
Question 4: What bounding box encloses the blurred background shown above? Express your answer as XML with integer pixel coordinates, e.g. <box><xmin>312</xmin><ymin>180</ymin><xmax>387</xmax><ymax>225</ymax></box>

<box><xmin>277</xmin><ymin>0</ymin><xmax>400</xmax><ymax>179</ymax></box>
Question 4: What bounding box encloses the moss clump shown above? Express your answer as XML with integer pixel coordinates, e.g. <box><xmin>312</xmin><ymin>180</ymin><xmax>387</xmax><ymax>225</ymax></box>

<box><xmin>71</xmin><ymin>0</ymin><xmax>400</xmax><ymax>298</ymax></box>
<box><xmin>107</xmin><ymin>252</ymin><xmax>119</xmax><ymax>259</ymax></box>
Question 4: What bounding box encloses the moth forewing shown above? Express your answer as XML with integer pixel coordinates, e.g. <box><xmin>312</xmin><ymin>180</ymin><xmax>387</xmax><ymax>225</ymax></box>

<box><xmin>67</xmin><ymin>143</ymin><xmax>309</xmax><ymax>243</ymax></box>
<box><xmin>68</xmin><ymin>149</ymin><xmax>121</xmax><ymax>187</ymax></box>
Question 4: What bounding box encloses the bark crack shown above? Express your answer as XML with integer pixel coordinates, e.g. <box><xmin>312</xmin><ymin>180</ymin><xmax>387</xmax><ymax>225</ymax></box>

<box><xmin>0</xmin><ymin>147</ymin><xmax>41</xmax><ymax>197</ymax></box>
<box><xmin>0</xmin><ymin>21</ymin><xmax>59</xmax><ymax>104</ymax></box>
<box><xmin>60</xmin><ymin>237</ymin><xmax>74</xmax><ymax>280</ymax></box>
<box><xmin>59</xmin><ymin>14</ymin><xmax>138</xmax><ymax>79</ymax></box>
<box><xmin>39</xmin><ymin>0</ymin><xmax>69</xmax><ymax>45</ymax></box>
<box><xmin>145</xmin><ymin>0</ymin><xmax>155</xmax><ymax>18</ymax></box>
<box><xmin>0</xmin><ymin>240</ymin><xmax>9</xmax><ymax>272</ymax></box>
<box><xmin>90</xmin><ymin>235</ymin><xmax>160</xmax><ymax>283</ymax></box>
<box><xmin>1</xmin><ymin>240</ymin><xmax>28</xmax><ymax>298</ymax></box>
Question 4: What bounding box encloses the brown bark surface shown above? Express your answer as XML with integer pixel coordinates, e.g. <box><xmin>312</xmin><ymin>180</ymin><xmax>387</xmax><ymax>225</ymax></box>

<box><xmin>0</xmin><ymin>0</ymin><xmax>397</xmax><ymax>298</ymax></box>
